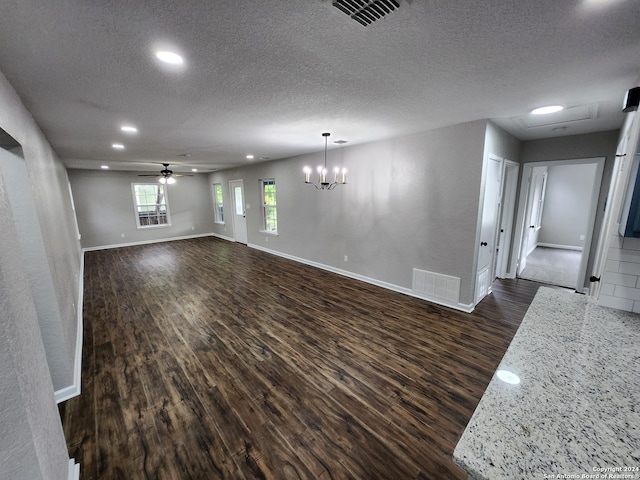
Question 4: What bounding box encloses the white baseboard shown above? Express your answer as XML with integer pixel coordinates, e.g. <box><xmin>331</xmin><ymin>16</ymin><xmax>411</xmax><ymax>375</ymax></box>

<box><xmin>248</xmin><ymin>244</ymin><xmax>474</xmax><ymax>313</ymax></box>
<box><xmin>83</xmin><ymin>232</ymin><xmax>216</xmax><ymax>252</ymax></box>
<box><xmin>537</xmin><ymin>242</ymin><xmax>583</xmax><ymax>251</ymax></box>
<box><xmin>55</xmin><ymin>251</ymin><xmax>84</xmax><ymax>404</ymax></box>
<box><xmin>210</xmin><ymin>232</ymin><xmax>235</xmax><ymax>243</ymax></box>
<box><xmin>68</xmin><ymin>459</ymin><xmax>80</xmax><ymax>480</ymax></box>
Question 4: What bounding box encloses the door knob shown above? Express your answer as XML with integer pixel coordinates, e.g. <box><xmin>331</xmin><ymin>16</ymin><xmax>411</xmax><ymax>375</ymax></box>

<box><xmin>480</xmin><ymin>241</ymin><xmax>488</xmax><ymax>246</ymax></box>
<box><xmin>530</xmin><ymin>225</ymin><xmax>535</xmax><ymax>229</ymax></box>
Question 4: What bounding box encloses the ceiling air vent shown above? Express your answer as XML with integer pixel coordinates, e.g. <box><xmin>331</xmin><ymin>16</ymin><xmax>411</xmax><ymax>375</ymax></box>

<box><xmin>333</xmin><ymin>0</ymin><xmax>400</xmax><ymax>27</ymax></box>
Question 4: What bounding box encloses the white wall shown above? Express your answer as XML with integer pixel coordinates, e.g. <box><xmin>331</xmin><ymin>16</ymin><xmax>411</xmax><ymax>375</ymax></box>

<box><xmin>538</xmin><ymin>163</ymin><xmax>598</xmax><ymax>249</ymax></box>
<box><xmin>0</xmin><ymin>70</ymin><xmax>77</xmax><ymax>478</ymax></box>
<box><xmin>68</xmin><ymin>169</ymin><xmax>216</xmax><ymax>248</ymax></box>
<box><xmin>209</xmin><ymin>120</ymin><xmax>490</xmax><ymax>307</ymax></box>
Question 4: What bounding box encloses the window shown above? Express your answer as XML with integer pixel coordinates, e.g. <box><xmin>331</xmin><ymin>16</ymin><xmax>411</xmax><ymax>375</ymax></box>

<box><xmin>261</xmin><ymin>178</ymin><xmax>277</xmax><ymax>234</ymax></box>
<box><xmin>132</xmin><ymin>183</ymin><xmax>170</xmax><ymax>228</ymax></box>
<box><xmin>213</xmin><ymin>183</ymin><xmax>224</xmax><ymax>223</ymax></box>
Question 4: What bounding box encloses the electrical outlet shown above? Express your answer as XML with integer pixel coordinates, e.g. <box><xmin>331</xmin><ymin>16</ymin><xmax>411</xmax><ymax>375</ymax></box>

<box><xmin>344</xmin><ymin>255</ymin><xmax>348</xmax><ymax>262</ymax></box>
<box><xmin>192</xmin><ymin>226</ymin><xmax>195</xmax><ymax>231</ymax></box>
<box><xmin>265</xmin><ymin>237</ymin><xmax>269</xmax><ymax>243</ymax></box>
<box><xmin>121</xmin><ymin>233</ymin><xmax>125</xmax><ymax>238</ymax></box>
<box><xmin>580</xmin><ymin>234</ymin><xmax>585</xmax><ymax>240</ymax></box>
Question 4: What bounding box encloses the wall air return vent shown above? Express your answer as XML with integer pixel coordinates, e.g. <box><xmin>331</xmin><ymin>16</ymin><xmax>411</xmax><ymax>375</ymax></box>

<box><xmin>333</xmin><ymin>0</ymin><xmax>400</xmax><ymax>26</ymax></box>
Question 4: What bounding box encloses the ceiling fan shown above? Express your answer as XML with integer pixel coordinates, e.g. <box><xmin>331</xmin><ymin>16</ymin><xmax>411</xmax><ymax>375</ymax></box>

<box><xmin>138</xmin><ymin>163</ymin><xmax>193</xmax><ymax>184</ymax></box>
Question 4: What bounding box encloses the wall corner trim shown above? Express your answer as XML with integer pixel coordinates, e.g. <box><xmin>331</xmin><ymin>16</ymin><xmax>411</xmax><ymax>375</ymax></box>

<box><xmin>248</xmin><ymin>243</ymin><xmax>475</xmax><ymax>313</ymax></box>
<box><xmin>68</xmin><ymin>459</ymin><xmax>80</xmax><ymax>480</ymax></box>
<box><xmin>55</xmin><ymin>251</ymin><xmax>84</xmax><ymax>404</ymax></box>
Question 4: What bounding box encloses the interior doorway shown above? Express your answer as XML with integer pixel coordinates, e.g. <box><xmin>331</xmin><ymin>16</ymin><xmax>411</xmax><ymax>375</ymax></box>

<box><xmin>229</xmin><ymin>179</ymin><xmax>248</xmax><ymax>244</ymax></box>
<box><xmin>512</xmin><ymin>158</ymin><xmax>605</xmax><ymax>292</ymax></box>
<box><xmin>475</xmin><ymin>155</ymin><xmax>519</xmax><ymax>305</ymax></box>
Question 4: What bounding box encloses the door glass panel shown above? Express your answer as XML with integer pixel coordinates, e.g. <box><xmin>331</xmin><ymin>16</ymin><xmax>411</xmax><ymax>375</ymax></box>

<box><xmin>234</xmin><ymin>186</ymin><xmax>243</xmax><ymax>215</ymax></box>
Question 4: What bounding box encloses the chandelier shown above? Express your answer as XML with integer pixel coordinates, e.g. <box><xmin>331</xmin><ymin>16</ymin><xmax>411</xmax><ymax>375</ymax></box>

<box><xmin>303</xmin><ymin>133</ymin><xmax>347</xmax><ymax>190</ymax></box>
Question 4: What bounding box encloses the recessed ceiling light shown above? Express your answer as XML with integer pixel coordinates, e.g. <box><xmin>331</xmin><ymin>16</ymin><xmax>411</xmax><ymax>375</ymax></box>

<box><xmin>155</xmin><ymin>51</ymin><xmax>184</xmax><ymax>65</ymax></box>
<box><xmin>246</xmin><ymin>155</ymin><xmax>255</xmax><ymax>160</ymax></box>
<box><xmin>101</xmin><ymin>165</ymin><xmax>109</xmax><ymax>169</ymax></box>
<box><xmin>191</xmin><ymin>168</ymin><xmax>198</xmax><ymax>172</ymax></box>
<box><xmin>112</xmin><ymin>143</ymin><xmax>125</xmax><ymax>150</ymax></box>
<box><xmin>121</xmin><ymin>125</ymin><xmax>138</xmax><ymax>134</ymax></box>
<box><xmin>531</xmin><ymin>105</ymin><xmax>564</xmax><ymax>115</ymax></box>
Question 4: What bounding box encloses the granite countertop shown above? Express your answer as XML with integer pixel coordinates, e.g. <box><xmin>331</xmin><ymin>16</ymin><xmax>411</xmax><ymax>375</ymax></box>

<box><xmin>453</xmin><ymin>287</ymin><xmax>640</xmax><ymax>480</ymax></box>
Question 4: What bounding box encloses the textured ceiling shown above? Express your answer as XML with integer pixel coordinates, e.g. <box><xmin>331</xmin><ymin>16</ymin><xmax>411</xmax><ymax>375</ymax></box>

<box><xmin>0</xmin><ymin>0</ymin><xmax>639</xmax><ymax>172</ymax></box>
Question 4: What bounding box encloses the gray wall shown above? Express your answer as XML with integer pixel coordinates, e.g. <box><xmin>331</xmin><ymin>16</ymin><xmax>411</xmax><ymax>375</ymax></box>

<box><xmin>519</xmin><ymin>130</ymin><xmax>619</xmax><ymax>287</ymax></box>
<box><xmin>539</xmin><ymin>163</ymin><xmax>599</xmax><ymax>248</ymax></box>
<box><xmin>210</xmin><ymin>120</ymin><xmax>489</xmax><ymax>306</ymax></box>
<box><xmin>0</xmin><ymin>70</ymin><xmax>77</xmax><ymax>477</ymax></box>
<box><xmin>484</xmin><ymin>121</ymin><xmax>521</xmax><ymax>161</ymax></box>
<box><xmin>0</xmin><ymin>148</ymin><xmax>71</xmax><ymax>390</ymax></box>
<box><xmin>68</xmin><ymin>169</ymin><xmax>216</xmax><ymax>248</ymax></box>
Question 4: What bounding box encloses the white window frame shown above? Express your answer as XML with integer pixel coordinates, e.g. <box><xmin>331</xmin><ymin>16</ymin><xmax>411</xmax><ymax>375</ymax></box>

<box><xmin>213</xmin><ymin>183</ymin><xmax>224</xmax><ymax>224</ymax></box>
<box><xmin>131</xmin><ymin>183</ymin><xmax>171</xmax><ymax>229</ymax></box>
<box><xmin>260</xmin><ymin>178</ymin><xmax>278</xmax><ymax>235</ymax></box>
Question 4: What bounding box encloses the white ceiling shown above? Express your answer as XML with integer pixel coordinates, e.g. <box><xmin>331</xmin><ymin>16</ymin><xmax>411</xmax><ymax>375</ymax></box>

<box><xmin>0</xmin><ymin>0</ymin><xmax>639</xmax><ymax>173</ymax></box>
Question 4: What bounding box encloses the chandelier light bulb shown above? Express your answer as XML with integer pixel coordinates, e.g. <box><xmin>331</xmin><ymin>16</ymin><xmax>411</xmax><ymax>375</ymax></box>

<box><xmin>159</xmin><ymin>177</ymin><xmax>167</xmax><ymax>184</ymax></box>
<box><xmin>302</xmin><ymin>132</ymin><xmax>348</xmax><ymax>190</ymax></box>
<box><xmin>166</xmin><ymin>177</ymin><xmax>176</xmax><ymax>184</ymax></box>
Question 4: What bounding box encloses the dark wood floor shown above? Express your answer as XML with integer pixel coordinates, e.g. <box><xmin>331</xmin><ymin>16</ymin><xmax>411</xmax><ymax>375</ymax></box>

<box><xmin>61</xmin><ymin>237</ymin><xmax>547</xmax><ymax>479</ymax></box>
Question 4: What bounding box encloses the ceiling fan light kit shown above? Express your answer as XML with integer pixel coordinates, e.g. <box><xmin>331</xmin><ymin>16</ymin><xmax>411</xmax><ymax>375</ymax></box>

<box><xmin>303</xmin><ymin>133</ymin><xmax>347</xmax><ymax>191</ymax></box>
<box><xmin>138</xmin><ymin>163</ymin><xmax>193</xmax><ymax>184</ymax></box>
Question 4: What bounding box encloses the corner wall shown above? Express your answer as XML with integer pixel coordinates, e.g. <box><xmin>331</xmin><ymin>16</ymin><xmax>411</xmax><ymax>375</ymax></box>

<box><xmin>0</xmin><ymin>70</ymin><xmax>78</xmax><ymax>478</ymax></box>
<box><xmin>68</xmin><ymin>169</ymin><xmax>216</xmax><ymax>249</ymax></box>
<box><xmin>210</xmin><ymin>120</ymin><xmax>488</xmax><ymax>307</ymax></box>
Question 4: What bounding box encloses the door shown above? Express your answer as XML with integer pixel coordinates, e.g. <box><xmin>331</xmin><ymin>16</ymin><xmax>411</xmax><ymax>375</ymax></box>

<box><xmin>475</xmin><ymin>156</ymin><xmax>502</xmax><ymax>303</ymax></box>
<box><xmin>229</xmin><ymin>179</ymin><xmax>248</xmax><ymax>244</ymax></box>
<box><xmin>591</xmin><ymin>113</ymin><xmax>639</xmax><ymax>297</ymax></box>
<box><xmin>494</xmin><ymin>160</ymin><xmax>519</xmax><ymax>279</ymax></box>
<box><xmin>516</xmin><ymin>166</ymin><xmax>547</xmax><ymax>275</ymax></box>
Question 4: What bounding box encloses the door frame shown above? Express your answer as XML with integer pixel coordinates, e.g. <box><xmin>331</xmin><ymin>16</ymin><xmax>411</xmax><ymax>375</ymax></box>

<box><xmin>229</xmin><ymin>179</ymin><xmax>248</xmax><ymax>244</ymax></box>
<box><xmin>511</xmin><ymin>157</ymin><xmax>605</xmax><ymax>292</ymax></box>
<box><xmin>474</xmin><ymin>154</ymin><xmax>506</xmax><ymax>305</ymax></box>
<box><xmin>590</xmin><ymin>112</ymin><xmax>639</xmax><ymax>298</ymax></box>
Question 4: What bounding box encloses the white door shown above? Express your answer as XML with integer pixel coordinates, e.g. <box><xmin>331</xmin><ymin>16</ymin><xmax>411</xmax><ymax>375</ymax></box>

<box><xmin>475</xmin><ymin>156</ymin><xmax>502</xmax><ymax>303</ymax></box>
<box><xmin>494</xmin><ymin>160</ymin><xmax>519</xmax><ymax>279</ymax></box>
<box><xmin>230</xmin><ymin>179</ymin><xmax>248</xmax><ymax>244</ymax></box>
<box><xmin>517</xmin><ymin>166</ymin><xmax>548</xmax><ymax>275</ymax></box>
<box><xmin>591</xmin><ymin>114</ymin><xmax>638</xmax><ymax>297</ymax></box>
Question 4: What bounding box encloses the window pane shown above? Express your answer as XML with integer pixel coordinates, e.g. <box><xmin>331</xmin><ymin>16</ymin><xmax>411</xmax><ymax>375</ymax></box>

<box><xmin>234</xmin><ymin>186</ymin><xmax>243</xmax><ymax>215</ymax></box>
<box><xmin>213</xmin><ymin>184</ymin><xmax>224</xmax><ymax>223</ymax></box>
<box><xmin>263</xmin><ymin>180</ymin><xmax>276</xmax><ymax>206</ymax></box>
<box><xmin>261</xmin><ymin>179</ymin><xmax>277</xmax><ymax>232</ymax></box>
<box><xmin>133</xmin><ymin>183</ymin><xmax>170</xmax><ymax>228</ymax></box>
<box><xmin>264</xmin><ymin>206</ymin><xmax>277</xmax><ymax>231</ymax></box>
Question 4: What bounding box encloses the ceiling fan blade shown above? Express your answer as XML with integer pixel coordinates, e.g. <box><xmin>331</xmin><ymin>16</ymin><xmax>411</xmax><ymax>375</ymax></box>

<box><xmin>173</xmin><ymin>174</ymin><xmax>194</xmax><ymax>177</ymax></box>
<box><xmin>138</xmin><ymin>174</ymin><xmax>161</xmax><ymax>177</ymax></box>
